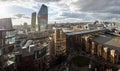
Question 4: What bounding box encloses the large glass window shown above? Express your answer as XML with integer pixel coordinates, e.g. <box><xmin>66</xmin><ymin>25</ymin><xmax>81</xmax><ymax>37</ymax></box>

<box><xmin>2</xmin><ymin>32</ymin><xmax>5</xmax><ymax>38</ymax></box>
<box><xmin>0</xmin><ymin>39</ymin><xmax>2</xmax><ymax>46</ymax></box>
<box><xmin>0</xmin><ymin>49</ymin><xmax>2</xmax><ymax>56</ymax></box>
<box><xmin>0</xmin><ymin>32</ymin><xmax>2</xmax><ymax>38</ymax></box>
<box><xmin>5</xmin><ymin>37</ymin><xmax>15</xmax><ymax>45</ymax></box>
<box><xmin>5</xmin><ymin>31</ymin><xmax>15</xmax><ymax>38</ymax></box>
<box><xmin>0</xmin><ymin>39</ymin><xmax>3</xmax><ymax>48</ymax></box>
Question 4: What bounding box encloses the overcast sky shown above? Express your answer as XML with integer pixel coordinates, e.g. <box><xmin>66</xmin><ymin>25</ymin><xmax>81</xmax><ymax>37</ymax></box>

<box><xmin>0</xmin><ymin>0</ymin><xmax>120</xmax><ymax>25</ymax></box>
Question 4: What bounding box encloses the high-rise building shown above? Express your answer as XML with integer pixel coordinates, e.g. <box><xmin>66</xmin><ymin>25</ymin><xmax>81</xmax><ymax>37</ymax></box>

<box><xmin>0</xmin><ymin>18</ymin><xmax>16</xmax><ymax>71</ymax></box>
<box><xmin>53</xmin><ymin>28</ymin><xmax>66</xmax><ymax>55</ymax></box>
<box><xmin>38</xmin><ymin>4</ymin><xmax>48</xmax><ymax>31</ymax></box>
<box><xmin>31</xmin><ymin>12</ymin><xmax>36</xmax><ymax>32</ymax></box>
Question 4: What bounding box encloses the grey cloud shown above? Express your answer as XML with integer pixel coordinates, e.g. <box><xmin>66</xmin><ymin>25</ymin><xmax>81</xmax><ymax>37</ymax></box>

<box><xmin>93</xmin><ymin>13</ymin><xmax>120</xmax><ymax>20</ymax></box>
<box><xmin>55</xmin><ymin>17</ymin><xmax>65</xmax><ymax>20</ymax></box>
<box><xmin>47</xmin><ymin>0</ymin><xmax>120</xmax><ymax>22</ymax></box>
<box><xmin>0</xmin><ymin>0</ymin><xmax>15</xmax><ymax>1</ymax></box>
<box><xmin>23</xmin><ymin>16</ymin><xmax>30</xmax><ymax>19</ymax></box>
<box><xmin>70</xmin><ymin>0</ymin><xmax>120</xmax><ymax>14</ymax></box>
<box><xmin>14</xmin><ymin>14</ymin><xmax>25</xmax><ymax>18</ymax></box>
<box><xmin>60</xmin><ymin>12</ymin><xmax>86</xmax><ymax>18</ymax></box>
<box><xmin>56</xmin><ymin>11</ymin><xmax>120</xmax><ymax>22</ymax></box>
<box><xmin>1</xmin><ymin>0</ymin><xmax>120</xmax><ymax>22</ymax></box>
<box><xmin>13</xmin><ymin>14</ymin><xmax>30</xmax><ymax>19</ymax></box>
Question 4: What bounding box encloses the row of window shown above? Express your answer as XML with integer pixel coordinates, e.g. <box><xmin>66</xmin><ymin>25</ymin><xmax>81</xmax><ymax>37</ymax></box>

<box><xmin>5</xmin><ymin>37</ymin><xmax>15</xmax><ymax>45</ymax></box>
<box><xmin>0</xmin><ymin>31</ymin><xmax>16</xmax><ymax>39</ymax></box>
<box><xmin>0</xmin><ymin>49</ymin><xmax>2</xmax><ymax>56</ymax></box>
<box><xmin>5</xmin><ymin>31</ymin><xmax>16</xmax><ymax>38</ymax></box>
<box><xmin>0</xmin><ymin>37</ymin><xmax>15</xmax><ymax>47</ymax></box>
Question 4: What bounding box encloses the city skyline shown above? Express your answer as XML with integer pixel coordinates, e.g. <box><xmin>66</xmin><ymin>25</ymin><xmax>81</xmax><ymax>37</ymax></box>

<box><xmin>0</xmin><ymin>0</ymin><xmax>120</xmax><ymax>25</ymax></box>
<box><xmin>1</xmin><ymin>1</ymin><xmax>120</xmax><ymax>70</ymax></box>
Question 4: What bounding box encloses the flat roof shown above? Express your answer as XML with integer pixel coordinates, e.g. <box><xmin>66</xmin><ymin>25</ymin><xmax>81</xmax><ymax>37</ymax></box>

<box><xmin>66</xmin><ymin>29</ymin><xmax>107</xmax><ymax>36</ymax></box>
<box><xmin>93</xmin><ymin>34</ymin><xmax>120</xmax><ymax>51</ymax></box>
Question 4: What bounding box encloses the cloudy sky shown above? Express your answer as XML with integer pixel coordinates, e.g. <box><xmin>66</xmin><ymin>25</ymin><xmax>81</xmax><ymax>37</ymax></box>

<box><xmin>0</xmin><ymin>0</ymin><xmax>120</xmax><ymax>25</ymax></box>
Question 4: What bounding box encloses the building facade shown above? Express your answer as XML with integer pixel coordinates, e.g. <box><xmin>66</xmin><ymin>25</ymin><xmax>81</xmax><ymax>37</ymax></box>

<box><xmin>0</xmin><ymin>29</ymin><xmax>16</xmax><ymax>71</ymax></box>
<box><xmin>0</xmin><ymin>18</ymin><xmax>13</xmax><ymax>29</ymax></box>
<box><xmin>0</xmin><ymin>18</ymin><xmax>16</xmax><ymax>71</ymax></box>
<box><xmin>53</xmin><ymin>28</ymin><xmax>66</xmax><ymax>56</ymax></box>
<box><xmin>31</xmin><ymin>12</ymin><xmax>36</xmax><ymax>32</ymax></box>
<box><xmin>15</xmin><ymin>45</ymin><xmax>48</xmax><ymax>71</ymax></box>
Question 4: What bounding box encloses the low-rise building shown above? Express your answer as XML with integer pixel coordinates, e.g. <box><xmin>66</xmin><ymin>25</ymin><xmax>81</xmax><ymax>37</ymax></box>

<box><xmin>15</xmin><ymin>44</ymin><xmax>48</xmax><ymax>71</ymax></box>
<box><xmin>93</xmin><ymin>34</ymin><xmax>120</xmax><ymax>65</ymax></box>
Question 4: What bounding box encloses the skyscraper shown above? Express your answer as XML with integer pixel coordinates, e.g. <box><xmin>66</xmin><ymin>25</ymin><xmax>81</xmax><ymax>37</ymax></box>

<box><xmin>31</xmin><ymin>12</ymin><xmax>36</xmax><ymax>32</ymax></box>
<box><xmin>38</xmin><ymin>4</ymin><xmax>48</xmax><ymax>31</ymax></box>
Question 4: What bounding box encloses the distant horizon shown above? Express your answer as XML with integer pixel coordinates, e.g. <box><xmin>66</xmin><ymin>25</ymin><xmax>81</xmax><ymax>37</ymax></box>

<box><xmin>12</xmin><ymin>20</ymin><xmax>120</xmax><ymax>26</ymax></box>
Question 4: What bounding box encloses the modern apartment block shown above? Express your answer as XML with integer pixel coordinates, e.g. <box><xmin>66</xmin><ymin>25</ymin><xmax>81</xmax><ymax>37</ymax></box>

<box><xmin>38</xmin><ymin>4</ymin><xmax>48</xmax><ymax>31</ymax></box>
<box><xmin>53</xmin><ymin>28</ymin><xmax>66</xmax><ymax>56</ymax></box>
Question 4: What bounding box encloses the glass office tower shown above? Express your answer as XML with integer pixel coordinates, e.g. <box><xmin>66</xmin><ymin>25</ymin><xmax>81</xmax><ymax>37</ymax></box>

<box><xmin>38</xmin><ymin>4</ymin><xmax>48</xmax><ymax>31</ymax></box>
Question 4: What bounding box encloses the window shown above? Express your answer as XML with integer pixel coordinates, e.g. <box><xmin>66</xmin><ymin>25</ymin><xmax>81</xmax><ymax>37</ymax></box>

<box><xmin>0</xmin><ymin>49</ymin><xmax>2</xmax><ymax>55</ymax></box>
<box><xmin>39</xmin><ymin>51</ymin><xmax>41</xmax><ymax>54</ymax></box>
<box><xmin>0</xmin><ymin>32</ymin><xmax>2</xmax><ymax>38</ymax></box>
<box><xmin>5</xmin><ymin>37</ymin><xmax>15</xmax><ymax>44</ymax></box>
<box><xmin>0</xmin><ymin>39</ymin><xmax>3</xmax><ymax>48</ymax></box>
<box><xmin>0</xmin><ymin>39</ymin><xmax>2</xmax><ymax>47</ymax></box>
<box><xmin>5</xmin><ymin>31</ymin><xmax>15</xmax><ymax>38</ymax></box>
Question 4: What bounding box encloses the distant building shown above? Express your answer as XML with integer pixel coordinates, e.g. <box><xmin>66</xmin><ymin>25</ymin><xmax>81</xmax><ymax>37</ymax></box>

<box><xmin>31</xmin><ymin>12</ymin><xmax>36</xmax><ymax>32</ymax></box>
<box><xmin>84</xmin><ymin>24</ymin><xmax>97</xmax><ymax>30</ymax></box>
<box><xmin>23</xmin><ymin>22</ymin><xmax>30</xmax><ymax>34</ymax></box>
<box><xmin>84</xmin><ymin>23</ymin><xmax>104</xmax><ymax>30</ymax></box>
<box><xmin>53</xmin><ymin>28</ymin><xmax>66</xmax><ymax>55</ymax></box>
<box><xmin>38</xmin><ymin>4</ymin><xmax>48</xmax><ymax>31</ymax></box>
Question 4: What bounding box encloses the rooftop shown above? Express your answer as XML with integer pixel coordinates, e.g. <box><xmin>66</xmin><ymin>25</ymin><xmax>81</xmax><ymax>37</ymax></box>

<box><xmin>66</xmin><ymin>29</ymin><xmax>107</xmax><ymax>36</ymax></box>
<box><xmin>93</xmin><ymin>34</ymin><xmax>120</xmax><ymax>51</ymax></box>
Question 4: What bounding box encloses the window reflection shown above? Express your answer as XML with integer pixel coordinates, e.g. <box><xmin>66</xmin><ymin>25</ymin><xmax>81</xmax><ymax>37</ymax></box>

<box><xmin>5</xmin><ymin>37</ymin><xmax>15</xmax><ymax>45</ymax></box>
<box><xmin>0</xmin><ymin>49</ymin><xmax>2</xmax><ymax>55</ymax></box>
<box><xmin>5</xmin><ymin>31</ymin><xmax>15</xmax><ymax>38</ymax></box>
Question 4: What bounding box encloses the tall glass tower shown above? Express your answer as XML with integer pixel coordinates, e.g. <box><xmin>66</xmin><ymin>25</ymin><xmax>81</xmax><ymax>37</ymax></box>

<box><xmin>38</xmin><ymin>4</ymin><xmax>48</xmax><ymax>31</ymax></box>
